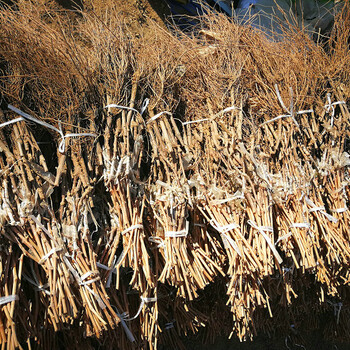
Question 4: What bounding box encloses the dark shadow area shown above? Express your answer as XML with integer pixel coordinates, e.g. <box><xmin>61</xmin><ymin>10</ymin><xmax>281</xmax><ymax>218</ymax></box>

<box><xmin>55</xmin><ymin>0</ymin><xmax>83</xmax><ymax>10</ymax></box>
<box><xmin>147</xmin><ymin>0</ymin><xmax>172</xmax><ymax>23</ymax></box>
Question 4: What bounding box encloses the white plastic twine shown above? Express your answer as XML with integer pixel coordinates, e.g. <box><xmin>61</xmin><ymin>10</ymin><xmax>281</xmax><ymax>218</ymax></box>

<box><xmin>182</xmin><ymin>106</ymin><xmax>238</xmax><ymax>126</ymax></box>
<box><xmin>210</xmin><ymin>219</ymin><xmax>239</xmax><ymax>234</ymax></box>
<box><xmin>164</xmin><ymin>321</ymin><xmax>175</xmax><ymax>330</ymax></box>
<box><xmin>209</xmin><ymin>219</ymin><xmax>242</xmax><ymax>257</ymax></box>
<box><xmin>247</xmin><ymin>220</ymin><xmax>283</xmax><ymax>264</ymax></box>
<box><xmin>58</xmin><ymin>128</ymin><xmax>96</xmax><ymax>153</ymax></box>
<box><xmin>327</xmin><ymin>300</ymin><xmax>343</xmax><ymax>325</ymax></box>
<box><xmin>7</xmin><ymin>105</ymin><xmax>57</xmax><ymax>130</ymax></box>
<box><xmin>146</xmin><ymin>105</ymin><xmax>238</xmax><ymax>126</ymax></box>
<box><xmin>29</xmin><ymin>215</ymin><xmax>54</xmax><ymax>240</ymax></box>
<box><xmin>148</xmin><ymin>236</ymin><xmax>167</xmax><ymax>260</ymax></box>
<box><xmin>123</xmin><ymin>296</ymin><xmax>157</xmax><ymax>321</ymax></box>
<box><xmin>148</xmin><ymin>236</ymin><xmax>165</xmax><ymax>248</ymax></box>
<box><xmin>0</xmin><ymin>295</ymin><xmax>18</xmax><ymax>305</ymax></box>
<box><xmin>290</xmin><ymin>222</ymin><xmax>311</xmax><ymax>229</ymax></box>
<box><xmin>261</xmin><ymin>85</ymin><xmax>313</xmax><ymax>127</ymax></box>
<box><xmin>210</xmin><ymin>191</ymin><xmax>245</xmax><ymax>205</ymax></box>
<box><xmin>164</xmin><ymin>229</ymin><xmax>187</xmax><ymax>238</ymax></box>
<box><xmin>63</xmin><ymin>255</ymin><xmax>105</xmax><ymax>307</ymax></box>
<box><xmin>79</xmin><ymin>271</ymin><xmax>100</xmax><ymax>286</ymax></box>
<box><xmin>105</xmin><ymin>98</ymin><xmax>149</xmax><ymax>117</ymax></box>
<box><xmin>275</xmin><ymin>232</ymin><xmax>292</xmax><ymax>245</ymax></box>
<box><xmin>305</xmin><ymin>196</ymin><xmax>338</xmax><ymax>223</ymax></box>
<box><xmin>112</xmin><ymin>306</ymin><xmax>136</xmax><ymax>342</ymax></box>
<box><xmin>147</xmin><ymin>111</ymin><xmax>172</xmax><ymax>124</ymax></box>
<box><xmin>275</xmin><ymin>85</ymin><xmax>299</xmax><ymax>128</ymax></box>
<box><xmin>221</xmin><ymin>232</ymin><xmax>242</xmax><ymax>257</ymax></box>
<box><xmin>84</xmin><ymin>285</ymin><xmax>106</xmax><ymax>309</ymax></box>
<box><xmin>330</xmin><ymin>207</ymin><xmax>348</xmax><ymax>214</ymax></box>
<box><xmin>324</xmin><ymin>93</ymin><xmax>346</xmax><ymax>126</ymax></box>
<box><xmin>22</xmin><ymin>274</ymin><xmax>50</xmax><ymax>295</ymax></box>
<box><xmin>97</xmin><ymin>258</ymin><xmax>117</xmax><ymax>288</ymax></box>
<box><xmin>0</xmin><ymin>117</ymin><xmax>24</xmax><ymax>128</ymax></box>
<box><xmin>164</xmin><ymin>217</ymin><xmax>189</xmax><ymax>238</ymax></box>
<box><xmin>140</xmin><ymin>98</ymin><xmax>149</xmax><ymax>115</ymax></box>
<box><xmin>62</xmin><ymin>255</ymin><xmax>82</xmax><ymax>283</ymax></box>
<box><xmin>38</xmin><ymin>246</ymin><xmax>62</xmax><ymax>264</ymax></box>
<box><xmin>278</xmin><ymin>223</ymin><xmax>311</xmax><ymax>244</ymax></box>
<box><xmin>7</xmin><ymin>105</ymin><xmax>96</xmax><ymax>153</ymax></box>
<box><xmin>121</xmin><ymin>224</ymin><xmax>144</xmax><ymax>235</ymax></box>
<box><xmin>104</xmin><ymin>104</ymin><xmax>139</xmax><ymax>115</ymax></box>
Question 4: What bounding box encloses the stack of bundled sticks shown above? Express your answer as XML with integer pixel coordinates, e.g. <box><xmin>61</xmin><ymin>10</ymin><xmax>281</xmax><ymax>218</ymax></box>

<box><xmin>0</xmin><ymin>2</ymin><xmax>350</xmax><ymax>349</ymax></box>
<box><xmin>1</xmin><ymin>83</ymin><xmax>349</xmax><ymax>348</ymax></box>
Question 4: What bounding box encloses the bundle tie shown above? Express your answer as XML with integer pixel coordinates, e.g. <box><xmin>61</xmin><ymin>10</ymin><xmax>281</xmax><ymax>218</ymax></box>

<box><xmin>305</xmin><ymin>197</ymin><xmax>338</xmax><ymax>223</ymax></box>
<box><xmin>210</xmin><ymin>193</ymin><xmax>244</xmax><ymax>205</ymax></box>
<box><xmin>282</xmin><ymin>267</ymin><xmax>292</xmax><ymax>275</ymax></box>
<box><xmin>105</xmin><ymin>104</ymin><xmax>138</xmax><ymax>115</ymax></box>
<box><xmin>121</xmin><ymin>224</ymin><xmax>143</xmax><ymax>235</ymax></box>
<box><xmin>165</xmin><ymin>321</ymin><xmax>175</xmax><ymax>330</ymax></box>
<box><xmin>123</xmin><ymin>296</ymin><xmax>157</xmax><ymax>321</ymax></box>
<box><xmin>8</xmin><ymin>105</ymin><xmax>96</xmax><ymax>154</ymax></box>
<box><xmin>112</xmin><ymin>306</ymin><xmax>136</xmax><ymax>342</ymax></box>
<box><xmin>29</xmin><ymin>215</ymin><xmax>54</xmax><ymax>240</ymax></box>
<box><xmin>84</xmin><ymin>285</ymin><xmax>106</xmax><ymax>309</ymax></box>
<box><xmin>23</xmin><ymin>274</ymin><xmax>50</xmax><ymax>295</ymax></box>
<box><xmin>80</xmin><ymin>270</ymin><xmax>94</xmax><ymax>282</ymax></box>
<box><xmin>148</xmin><ymin>237</ymin><xmax>168</xmax><ymax>260</ymax></box>
<box><xmin>79</xmin><ymin>276</ymin><xmax>100</xmax><ymax>286</ymax></box>
<box><xmin>209</xmin><ymin>219</ymin><xmax>241</xmax><ymax>255</ymax></box>
<box><xmin>58</xmin><ymin>129</ymin><xmax>96</xmax><ymax>154</ymax></box>
<box><xmin>147</xmin><ymin>111</ymin><xmax>172</xmax><ymax>124</ymax></box>
<box><xmin>105</xmin><ymin>98</ymin><xmax>149</xmax><ymax>117</ymax></box>
<box><xmin>164</xmin><ymin>229</ymin><xmax>187</xmax><ymax>238</ymax></box>
<box><xmin>0</xmin><ymin>295</ymin><xmax>18</xmax><ymax>305</ymax></box>
<box><xmin>210</xmin><ymin>219</ymin><xmax>239</xmax><ymax>233</ymax></box>
<box><xmin>63</xmin><ymin>255</ymin><xmax>82</xmax><ymax>283</ymax></box>
<box><xmin>140</xmin><ymin>98</ymin><xmax>150</xmax><ymax>115</ymax></box>
<box><xmin>0</xmin><ymin>117</ymin><xmax>24</xmax><ymax>128</ymax></box>
<box><xmin>327</xmin><ymin>300</ymin><xmax>342</xmax><ymax>325</ymax></box>
<box><xmin>275</xmin><ymin>85</ymin><xmax>298</xmax><ymax>127</ymax></box>
<box><xmin>324</xmin><ymin>93</ymin><xmax>346</xmax><ymax>126</ymax></box>
<box><xmin>97</xmin><ymin>258</ymin><xmax>117</xmax><ymax>288</ymax></box>
<box><xmin>330</xmin><ymin>207</ymin><xmax>348</xmax><ymax>213</ymax></box>
<box><xmin>221</xmin><ymin>232</ymin><xmax>242</xmax><ymax>257</ymax></box>
<box><xmin>39</xmin><ymin>246</ymin><xmax>62</xmax><ymax>264</ymax></box>
<box><xmin>182</xmin><ymin>106</ymin><xmax>238</xmax><ymax>126</ymax></box>
<box><xmin>66</xmin><ymin>254</ymin><xmax>104</xmax><ymax>304</ymax></box>
<box><xmin>275</xmin><ymin>232</ymin><xmax>292</xmax><ymax>244</ymax></box>
<box><xmin>290</xmin><ymin>223</ymin><xmax>310</xmax><ymax>229</ymax></box>
<box><xmin>247</xmin><ymin>220</ymin><xmax>283</xmax><ymax>264</ymax></box>
<box><xmin>308</xmin><ymin>206</ymin><xmax>326</xmax><ymax>213</ymax></box>
<box><xmin>194</xmin><ymin>223</ymin><xmax>206</xmax><ymax>228</ymax></box>
<box><xmin>148</xmin><ymin>236</ymin><xmax>165</xmax><ymax>248</ymax></box>
<box><xmin>261</xmin><ymin>110</ymin><xmax>314</xmax><ymax>126</ymax></box>
<box><xmin>116</xmin><ymin>249</ymin><xmax>126</xmax><ymax>266</ymax></box>
<box><xmin>36</xmin><ymin>285</ymin><xmax>50</xmax><ymax>294</ymax></box>
<box><xmin>260</xmin><ymin>85</ymin><xmax>313</xmax><ymax>128</ymax></box>
<box><xmin>182</xmin><ymin>118</ymin><xmax>211</xmax><ymax>126</ymax></box>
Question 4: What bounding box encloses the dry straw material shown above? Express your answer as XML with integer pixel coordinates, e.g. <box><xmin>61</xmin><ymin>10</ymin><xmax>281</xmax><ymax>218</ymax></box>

<box><xmin>0</xmin><ymin>0</ymin><xmax>350</xmax><ymax>348</ymax></box>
